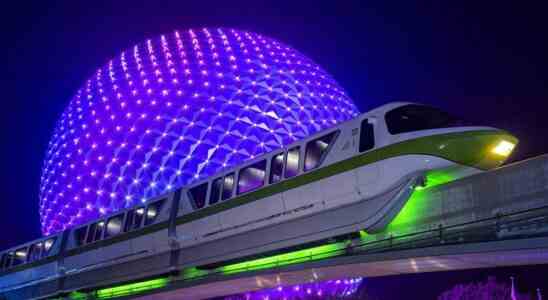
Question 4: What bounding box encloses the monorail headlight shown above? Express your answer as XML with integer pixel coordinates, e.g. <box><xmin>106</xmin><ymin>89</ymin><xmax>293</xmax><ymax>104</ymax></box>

<box><xmin>491</xmin><ymin>140</ymin><xmax>516</xmax><ymax>157</ymax></box>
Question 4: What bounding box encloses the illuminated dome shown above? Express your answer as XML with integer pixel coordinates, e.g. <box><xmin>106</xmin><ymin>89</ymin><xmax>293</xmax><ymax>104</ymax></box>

<box><xmin>40</xmin><ymin>28</ymin><xmax>359</xmax><ymax>235</ymax></box>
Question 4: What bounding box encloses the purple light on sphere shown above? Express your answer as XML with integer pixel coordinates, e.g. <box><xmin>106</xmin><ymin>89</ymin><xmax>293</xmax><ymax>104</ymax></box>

<box><xmin>222</xmin><ymin>278</ymin><xmax>363</xmax><ymax>300</ymax></box>
<box><xmin>40</xmin><ymin>28</ymin><xmax>359</xmax><ymax>235</ymax></box>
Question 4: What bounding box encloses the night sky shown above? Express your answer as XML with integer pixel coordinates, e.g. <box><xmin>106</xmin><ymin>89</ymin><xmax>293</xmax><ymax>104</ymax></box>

<box><xmin>1</xmin><ymin>1</ymin><xmax>547</xmax><ymax>298</ymax></box>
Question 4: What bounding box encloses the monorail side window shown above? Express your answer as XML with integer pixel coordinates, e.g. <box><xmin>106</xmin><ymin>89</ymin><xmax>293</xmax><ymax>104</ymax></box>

<box><xmin>359</xmin><ymin>119</ymin><xmax>375</xmax><ymax>152</ymax></box>
<box><xmin>145</xmin><ymin>199</ymin><xmax>165</xmax><ymax>225</ymax></box>
<box><xmin>86</xmin><ymin>224</ymin><xmax>96</xmax><ymax>243</ymax></box>
<box><xmin>39</xmin><ymin>238</ymin><xmax>55</xmax><ymax>258</ymax></box>
<box><xmin>285</xmin><ymin>147</ymin><xmax>300</xmax><ymax>178</ymax></box>
<box><xmin>210</xmin><ymin>177</ymin><xmax>223</xmax><ymax>205</ymax></box>
<box><xmin>189</xmin><ymin>183</ymin><xmax>208</xmax><ymax>209</ymax></box>
<box><xmin>106</xmin><ymin>214</ymin><xmax>124</xmax><ymax>237</ymax></box>
<box><xmin>87</xmin><ymin>221</ymin><xmax>104</xmax><ymax>243</ymax></box>
<box><xmin>221</xmin><ymin>173</ymin><xmax>234</xmax><ymax>201</ymax></box>
<box><xmin>124</xmin><ymin>207</ymin><xmax>145</xmax><ymax>232</ymax></box>
<box><xmin>96</xmin><ymin>221</ymin><xmax>105</xmax><ymax>241</ymax></box>
<box><xmin>75</xmin><ymin>226</ymin><xmax>88</xmax><ymax>246</ymax></box>
<box><xmin>269</xmin><ymin>152</ymin><xmax>284</xmax><ymax>184</ymax></box>
<box><xmin>28</xmin><ymin>243</ymin><xmax>43</xmax><ymax>262</ymax></box>
<box><xmin>124</xmin><ymin>210</ymin><xmax>134</xmax><ymax>232</ymax></box>
<box><xmin>12</xmin><ymin>248</ymin><xmax>28</xmax><ymax>266</ymax></box>
<box><xmin>1</xmin><ymin>253</ymin><xmax>9</xmax><ymax>269</ymax></box>
<box><xmin>26</xmin><ymin>238</ymin><xmax>56</xmax><ymax>261</ymax></box>
<box><xmin>3</xmin><ymin>253</ymin><xmax>14</xmax><ymax>269</ymax></box>
<box><xmin>385</xmin><ymin>104</ymin><xmax>462</xmax><ymax>134</ymax></box>
<box><xmin>238</xmin><ymin>160</ymin><xmax>266</xmax><ymax>194</ymax></box>
<box><xmin>305</xmin><ymin>131</ymin><xmax>337</xmax><ymax>171</ymax></box>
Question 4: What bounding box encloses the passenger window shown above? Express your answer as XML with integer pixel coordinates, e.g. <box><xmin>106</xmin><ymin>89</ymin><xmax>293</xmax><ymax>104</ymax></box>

<box><xmin>1</xmin><ymin>254</ymin><xmax>6</xmax><ymax>269</ymax></box>
<box><xmin>86</xmin><ymin>221</ymin><xmax>104</xmax><ymax>243</ymax></box>
<box><xmin>12</xmin><ymin>248</ymin><xmax>28</xmax><ymax>266</ymax></box>
<box><xmin>189</xmin><ymin>183</ymin><xmax>208</xmax><ymax>209</ymax></box>
<box><xmin>145</xmin><ymin>199</ymin><xmax>164</xmax><ymax>225</ymax></box>
<box><xmin>75</xmin><ymin>226</ymin><xmax>88</xmax><ymax>246</ymax></box>
<box><xmin>238</xmin><ymin>160</ymin><xmax>266</xmax><ymax>194</ymax></box>
<box><xmin>43</xmin><ymin>238</ymin><xmax>55</xmax><ymax>254</ymax></box>
<box><xmin>210</xmin><ymin>177</ymin><xmax>223</xmax><ymax>205</ymax></box>
<box><xmin>32</xmin><ymin>238</ymin><xmax>56</xmax><ymax>259</ymax></box>
<box><xmin>86</xmin><ymin>224</ymin><xmax>96</xmax><ymax>244</ymax></box>
<box><xmin>0</xmin><ymin>254</ymin><xmax>7</xmax><ymax>269</ymax></box>
<box><xmin>2</xmin><ymin>253</ymin><xmax>13</xmax><ymax>269</ymax></box>
<box><xmin>124</xmin><ymin>207</ymin><xmax>145</xmax><ymax>232</ymax></box>
<box><xmin>96</xmin><ymin>221</ymin><xmax>105</xmax><ymax>241</ymax></box>
<box><xmin>359</xmin><ymin>119</ymin><xmax>375</xmax><ymax>152</ymax></box>
<box><xmin>105</xmin><ymin>214</ymin><xmax>124</xmax><ymax>237</ymax></box>
<box><xmin>221</xmin><ymin>173</ymin><xmax>234</xmax><ymax>200</ymax></box>
<box><xmin>269</xmin><ymin>153</ymin><xmax>284</xmax><ymax>183</ymax></box>
<box><xmin>124</xmin><ymin>210</ymin><xmax>134</xmax><ymax>232</ymax></box>
<box><xmin>28</xmin><ymin>243</ymin><xmax>43</xmax><ymax>262</ymax></box>
<box><xmin>305</xmin><ymin>131</ymin><xmax>337</xmax><ymax>171</ymax></box>
<box><xmin>284</xmin><ymin>147</ymin><xmax>300</xmax><ymax>178</ymax></box>
<box><xmin>4</xmin><ymin>253</ymin><xmax>14</xmax><ymax>269</ymax></box>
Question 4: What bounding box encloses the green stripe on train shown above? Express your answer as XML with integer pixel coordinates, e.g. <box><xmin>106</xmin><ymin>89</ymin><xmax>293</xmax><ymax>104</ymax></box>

<box><xmin>2</xmin><ymin>129</ymin><xmax>515</xmax><ymax>274</ymax></box>
<box><xmin>173</xmin><ymin>129</ymin><xmax>514</xmax><ymax>225</ymax></box>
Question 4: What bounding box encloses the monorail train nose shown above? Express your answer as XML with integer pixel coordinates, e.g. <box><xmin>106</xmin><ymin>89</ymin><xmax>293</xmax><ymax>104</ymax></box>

<box><xmin>435</xmin><ymin>128</ymin><xmax>518</xmax><ymax>170</ymax></box>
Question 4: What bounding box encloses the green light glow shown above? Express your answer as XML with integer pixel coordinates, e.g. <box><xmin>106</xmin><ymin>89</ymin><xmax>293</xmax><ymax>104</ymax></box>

<box><xmin>219</xmin><ymin>242</ymin><xmax>346</xmax><ymax>275</ymax></box>
<box><xmin>68</xmin><ymin>291</ymin><xmax>88</xmax><ymax>300</ymax></box>
<box><xmin>387</xmin><ymin>169</ymin><xmax>455</xmax><ymax>233</ymax></box>
<box><xmin>66</xmin><ymin>241</ymin><xmax>348</xmax><ymax>299</ymax></box>
<box><xmin>181</xmin><ymin>266</ymin><xmax>210</xmax><ymax>281</ymax></box>
<box><xmin>424</xmin><ymin>169</ymin><xmax>456</xmax><ymax>188</ymax></box>
<box><xmin>415</xmin><ymin>169</ymin><xmax>456</xmax><ymax>191</ymax></box>
<box><xmin>95</xmin><ymin>277</ymin><xmax>168</xmax><ymax>299</ymax></box>
<box><xmin>386</xmin><ymin>187</ymin><xmax>428</xmax><ymax>232</ymax></box>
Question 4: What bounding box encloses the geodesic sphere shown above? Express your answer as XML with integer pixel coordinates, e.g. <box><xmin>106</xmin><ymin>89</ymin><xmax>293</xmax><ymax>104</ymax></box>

<box><xmin>39</xmin><ymin>28</ymin><xmax>359</xmax><ymax>235</ymax></box>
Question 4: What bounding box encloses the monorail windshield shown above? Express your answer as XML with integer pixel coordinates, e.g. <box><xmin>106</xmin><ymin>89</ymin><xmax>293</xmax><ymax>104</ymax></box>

<box><xmin>385</xmin><ymin>104</ymin><xmax>464</xmax><ymax>134</ymax></box>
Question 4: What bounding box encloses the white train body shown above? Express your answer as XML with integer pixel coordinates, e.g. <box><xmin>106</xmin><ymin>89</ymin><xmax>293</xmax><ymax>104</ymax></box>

<box><xmin>0</xmin><ymin>102</ymin><xmax>518</xmax><ymax>299</ymax></box>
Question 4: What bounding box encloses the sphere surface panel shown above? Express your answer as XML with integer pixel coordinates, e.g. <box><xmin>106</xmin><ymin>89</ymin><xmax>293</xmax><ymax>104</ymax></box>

<box><xmin>40</xmin><ymin>28</ymin><xmax>359</xmax><ymax>235</ymax></box>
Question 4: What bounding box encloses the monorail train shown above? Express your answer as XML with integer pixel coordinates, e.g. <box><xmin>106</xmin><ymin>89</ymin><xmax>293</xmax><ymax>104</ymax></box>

<box><xmin>0</xmin><ymin>102</ymin><xmax>518</xmax><ymax>299</ymax></box>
